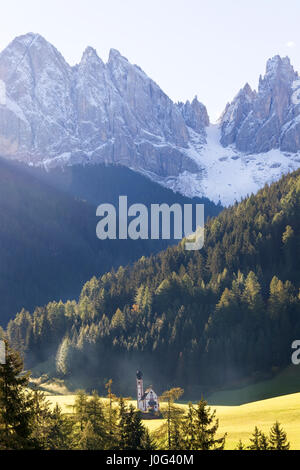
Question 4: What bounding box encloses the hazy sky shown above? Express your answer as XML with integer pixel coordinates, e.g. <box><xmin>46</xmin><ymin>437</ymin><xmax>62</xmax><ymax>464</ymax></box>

<box><xmin>1</xmin><ymin>0</ymin><xmax>300</xmax><ymax>120</ymax></box>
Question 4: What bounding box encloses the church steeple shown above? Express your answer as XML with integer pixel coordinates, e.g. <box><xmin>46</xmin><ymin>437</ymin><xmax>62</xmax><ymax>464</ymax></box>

<box><xmin>136</xmin><ymin>370</ymin><xmax>144</xmax><ymax>411</ymax></box>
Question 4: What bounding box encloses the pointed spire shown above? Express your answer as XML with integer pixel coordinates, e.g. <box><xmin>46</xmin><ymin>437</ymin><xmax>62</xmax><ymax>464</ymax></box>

<box><xmin>109</xmin><ymin>48</ymin><xmax>123</xmax><ymax>61</ymax></box>
<box><xmin>80</xmin><ymin>46</ymin><xmax>103</xmax><ymax>66</ymax></box>
<box><xmin>264</xmin><ymin>55</ymin><xmax>295</xmax><ymax>81</ymax></box>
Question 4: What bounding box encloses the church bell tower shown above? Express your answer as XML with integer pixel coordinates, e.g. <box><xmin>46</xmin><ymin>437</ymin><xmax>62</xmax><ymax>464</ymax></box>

<box><xmin>136</xmin><ymin>370</ymin><xmax>144</xmax><ymax>411</ymax></box>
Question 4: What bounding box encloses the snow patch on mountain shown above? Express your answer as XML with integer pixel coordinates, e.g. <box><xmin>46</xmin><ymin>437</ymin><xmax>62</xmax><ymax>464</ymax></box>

<box><xmin>160</xmin><ymin>124</ymin><xmax>300</xmax><ymax>206</ymax></box>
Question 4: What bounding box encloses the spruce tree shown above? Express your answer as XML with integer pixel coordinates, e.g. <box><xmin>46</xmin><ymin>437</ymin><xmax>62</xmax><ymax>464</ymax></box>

<box><xmin>77</xmin><ymin>421</ymin><xmax>102</xmax><ymax>450</ymax></box>
<box><xmin>192</xmin><ymin>399</ymin><xmax>226</xmax><ymax>450</ymax></box>
<box><xmin>269</xmin><ymin>422</ymin><xmax>290</xmax><ymax>450</ymax></box>
<box><xmin>160</xmin><ymin>387</ymin><xmax>184</xmax><ymax>450</ymax></box>
<box><xmin>46</xmin><ymin>404</ymin><xmax>74</xmax><ymax>450</ymax></box>
<box><xmin>259</xmin><ymin>432</ymin><xmax>269</xmax><ymax>450</ymax></box>
<box><xmin>182</xmin><ymin>403</ymin><xmax>196</xmax><ymax>450</ymax></box>
<box><xmin>73</xmin><ymin>390</ymin><xmax>88</xmax><ymax>432</ymax></box>
<box><xmin>141</xmin><ymin>428</ymin><xmax>156</xmax><ymax>450</ymax></box>
<box><xmin>117</xmin><ymin>400</ymin><xmax>150</xmax><ymax>450</ymax></box>
<box><xmin>248</xmin><ymin>426</ymin><xmax>262</xmax><ymax>450</ymax></box>
<box><xmin>0</xmin><ymin>342</ymin><xmax>34</xmax><ymax>449</ymax></box>
<box><xmin>118</xmin><ymin>397</ymin><xmax>128</xmax><ymax>450</ymax></box>
<box><xmin>105</xmin><ymin>379</ymin><xmax>118</xmax><ymax>448</ymax></box>
<box><xmin>236</xmin><ymin>439</ymin><xmax>245</xmax><ymax>450</ymax></box>
<box><xmin>86</xmin><ymin>390</ymin><xmax>106</xmax><ymax>445</ymax></box>
<box><xmin>30</xmin><ymin>388</ymin><xmax>52</xmax><ymax>449</ymax></box>
<box><xmin>125</xmin><ymin>405</ymin><xmax>146</xmax><ymax>450</ymax></box>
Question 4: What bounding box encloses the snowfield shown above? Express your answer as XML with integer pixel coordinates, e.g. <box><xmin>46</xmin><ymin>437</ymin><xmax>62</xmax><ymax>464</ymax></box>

<box><xmin>158</xmin><ymin>124</ymin><xmax>300</xmax><ymax>206</ymax></box>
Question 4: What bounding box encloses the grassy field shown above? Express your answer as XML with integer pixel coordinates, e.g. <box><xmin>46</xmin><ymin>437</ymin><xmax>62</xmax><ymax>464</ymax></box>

<box><xmin>206</xmin><ymin>365</ymin><xmax>300</xmax><ymax>405</ymax></box>
<box><xmin>46</xmin><ymin>391</ymin><xmax>300</xmax><ymax>450</ymax></box>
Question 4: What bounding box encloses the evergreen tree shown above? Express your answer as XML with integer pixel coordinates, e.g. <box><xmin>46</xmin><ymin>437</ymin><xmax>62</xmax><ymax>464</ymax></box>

<box><xmin>160</xmin><ymin>387</ymin><xmax>184</xmax><ymax>450</ymax></box>
<box><xmin>118</xmin><ymin>397</ymin><xmax>128</xmax><ymax>450</ymax></box>
<box><xmin>141</xmin><ymin>428</ymin><xmax>156</xmax><ymax>450</ymax></box>
<box><xmin>269</xmin><ymin>422</ymin><xmax>290</xmax><ymax>450</ymax></box>
<box><xmin>56</xmin><ymin>336</ymin><xmax>73</xmax><ymax>376</ymax></box>
<box><xmin>117</xmin><ymin>400</ymin><xmax>151</xmax><ymax>450</ymax></box>
<box><xmin>182</xmin><ymin>403</ymin><xmax>196</xmax><ymax>450</ymax></box>
<box><xmin>76</xmin><ymin>421</ymin><xmax>102</xmax><ymax>450</ymax></box>
<box><xmin>104</xmin><ymin>379</ymin><xmax>118</xmax><ymax>448</ymax></box>
<box><xmin>192</xmin><ymin>399</ymin><xmax>226</xmax><ymax>450</ymax></box>
<box><xmin>46</xmin><ymin>404</ymin><xmax>74</xmax><ymax>450</ymax></box>
<box><xmin>30</xmin><ymin>388</ymin><xmax>52</xmax><ymax>449</ymax></box>
<box><xmin>236</xmin><ymin>439</ymin><xmax>245</xmax><ymax>450</ymax></box>
<box><xmin>73</xmin><ymin>390</ymin><xmax>89</xmax><ymax>432</ymax></box>
<box><xmin>259</xmin><ymin>432</ymin><xmax>269</xmax><ymax>450</ymax></box>
<box><xmin>0</xmin><ymin>342</ymin><xmax>34</xmax><ymax>449</ymax></box>
<box><xmin>86</xmin><ymin>390</ymin><xmax>106</xmax><ymax>445</ymax></box>
<box><xmin>125</xmin><ymin>405</ymin><xmax>146</xmax><ymax>450</ymax></box>
<box><xmin>248</xmin><ymin>426</ymin><xmax>263</xmax><ymax>450</ymax></box>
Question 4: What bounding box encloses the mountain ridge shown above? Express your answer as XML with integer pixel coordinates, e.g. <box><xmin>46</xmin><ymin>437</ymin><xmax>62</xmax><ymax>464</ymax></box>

<box><xmin>1</xmin><ymin>34</ymin><xmax>300</xmax><ymax>205</ymax></box>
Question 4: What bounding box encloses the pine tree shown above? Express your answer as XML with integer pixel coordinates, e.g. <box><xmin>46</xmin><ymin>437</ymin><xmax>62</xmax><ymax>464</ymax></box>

<box><xmin>73</xmin><ymin>390</ymin><xmax>88</xmax><ymax>432</ymax></box>
<box><xmin>182</xmin><ymin>403</ymin><xmax>196</xmax><ymax>450</ymax></box>
<box><xmin>46</xmin><ymin>404</ymin><xmax>74</xmax><ymax>450</ymax></box>
<box><xmin>259</xmin><ymin>432</ymin><xmax>269</xmax><ymax>450</ymax></box>
<box><xmin>117</xmin><ymin>400</ymin><xmax>150</xmax><ymax>450</ymax></box>
<box><xmin>236</xmin><ymin>439</ymin><xmax>245</xmax><ymax>450</ymax></box>
<box><xmin>269</xmin><ymin>422</ymin><xmax>290</xmax><ymax>450</ymax></box>
<box><xmin>104</xmin><ymin>379</ymin><xmax>118</xmax><ymax>449</ymax></box>
<box><xmin>118</xmin><ymin>397</ymin><xmax>128</xmax><ymax>450</ymax></box>
<box><xmin>248</xmin><ymin>426</ymin><xmax>262</xmax><ymax>450</ymax></box>
<box><xmin>243</xmin><ymin>271</ymin><xmax>264</xmax><ymax>314</ymax></box>
<box><xmin>86</xmin><ymin>390</ymin><xmax>106</xmax><ymax>445</ymax></box>
<box><xmin>141</xmin><ymin>428</ymin><xmax>156</xmax><ymax>450</ymax></box>
<box><xmin>77</xmin><ymin>421</ymin><xmax>102</xmax><ymax>450</ymax></box>
<box><xmin>125</xmin><ymin>405</ymin><xmax>146</xmax><ymax>450</ymax></box>
<box><xmin>160</xmin><ymin>387</ymin><xmax>184</xmax><ymax>450</ymax></box>
<box><xmin>0</xmin><ymin>342</ymin><xmax>34</xmax><ymax>449</ymax></box>
<box><xmin>56</xmin><ymin>336</ymin><xmax>73</xmax><ymax>376</ymax></box>
<box><xmin>30</xmin><ymin>388</ymin><xmax>52</xmax><ymax>448</ymax></box>
<box><xmin>192</xmin><ymin>399</ymin><xmax>226</xmax><ymax>450</ymax></box>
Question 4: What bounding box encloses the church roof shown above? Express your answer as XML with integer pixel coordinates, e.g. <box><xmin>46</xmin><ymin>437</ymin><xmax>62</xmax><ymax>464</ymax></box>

<box><xmin>141</xmin><ymin>388</ymin><xmax>157</xmax><ymax>400</ymax></box>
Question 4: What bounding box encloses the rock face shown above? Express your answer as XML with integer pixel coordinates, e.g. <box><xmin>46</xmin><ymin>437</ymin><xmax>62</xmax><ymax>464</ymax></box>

<box><xmin>220</xmin><ymin>56</ymin><xmax>300</xmax><ymax>153</ymax></box>
<box><xmin>1</xmin><ymin>35</ymin><xmax>300</xmax><ymax>205</ymax></box>
<box><xmin>177</xmin><ymin>97</ymin><xmax>209</xmax><ymax>135</ymax></box>
<box><xmin>0</xmin><ymin>33</ymin><xmax>209</xmax><ymax>177</ymax></box>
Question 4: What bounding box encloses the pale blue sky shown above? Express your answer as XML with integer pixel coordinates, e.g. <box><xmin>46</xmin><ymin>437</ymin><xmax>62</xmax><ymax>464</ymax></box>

<box><xmin>0</xmin><ymin>0</ymin><xmax>300</xmax><ymax>120</ymax></box>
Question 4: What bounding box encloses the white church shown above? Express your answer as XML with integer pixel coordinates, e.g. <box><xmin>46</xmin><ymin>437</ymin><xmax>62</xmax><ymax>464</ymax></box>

<box><xmin>136</xmin><ymin>370</ymin><xmax>160</xmax><ymax>413</ymax></box>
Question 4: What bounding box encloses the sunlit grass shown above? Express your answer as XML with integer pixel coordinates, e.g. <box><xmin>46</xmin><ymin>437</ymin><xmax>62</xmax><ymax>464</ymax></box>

<box><xmin>46</xmin><ymin>391</ymin><xmax>300</xmax><ymax>449</ymax></box>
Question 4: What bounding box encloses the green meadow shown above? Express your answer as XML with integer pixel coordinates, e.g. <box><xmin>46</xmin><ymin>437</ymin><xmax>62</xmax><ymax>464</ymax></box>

<box><xmin>45</xmin><ymin>390</ymin><xmax>300</xmax><ymax>450</ymax></box>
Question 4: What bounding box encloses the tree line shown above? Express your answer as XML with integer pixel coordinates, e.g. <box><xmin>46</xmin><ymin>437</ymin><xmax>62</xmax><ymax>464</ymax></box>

<box><xmin>0</xmin><ymin>343</ymin><xmax>290</xmax><ymax>450</ymax></box>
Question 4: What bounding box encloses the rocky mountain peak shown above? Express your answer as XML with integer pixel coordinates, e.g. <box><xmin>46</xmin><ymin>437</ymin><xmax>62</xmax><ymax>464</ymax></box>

<box><xmin>220</xmin><ymin>55</ymin><xmax>300</xmax><ymax>153</ymax></box>
<box><xmin>0</xmin><ymin>34</ymin><xmax>203</xmax><ymax>176</ymax></box>
<box><xmin>108</xmin><ymin>48</ymin><xmax>129</xmax><ymax>65</ymax></box>
<box><xmin>220</xmin><ymin>82</ymin><xmax>256</xmax><ymax>146</ymax></box>
<box><xmin>1</xmin><ymin>35</ymin><xmax>300</xmax><ymax>206</ymax></box>
<box><xmin>81</xmin><ymin>46</ymin><xmax>102</xmax><ymax>64</ymax></box>
<box><xmin>9</xmin><ymin>32</ymin><xmax>46</xmax><ymax>49</ymax></box>
<box><xmin>178</xmin><ymin>96</ymin><xmax>209</xmax><ymax>135</ymax></box>
<box><xmin>265</xmin><ymin>55</ymin><xmax>295</xmax><ymax>78</ymax></box>
<box><xmin>242</xmin><ymin>82</ymin><xmax>255</xmax><ymax>98</ymax></box>
<box><xmin>258</xmin><ymin>55</ymin><xmax>297</xmax><ymax>94</ymax></box>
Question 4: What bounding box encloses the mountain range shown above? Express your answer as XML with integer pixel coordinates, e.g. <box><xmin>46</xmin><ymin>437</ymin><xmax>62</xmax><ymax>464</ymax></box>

<box><xmin>1</xmin><ymin>33</ymin><xmax>300</xmax><ymax>205</ymax></box>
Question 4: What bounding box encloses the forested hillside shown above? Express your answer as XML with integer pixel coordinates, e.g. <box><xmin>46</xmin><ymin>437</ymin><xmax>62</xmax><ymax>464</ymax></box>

<box><xmin>0</xmin><ymin>159</ymin><xmax>219</xmax><ymax>325</ymax></box>
<box><xmin>6</xmin><ymin>169</ymin><xmax>300</xmax><ymax>396</ymax></box>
